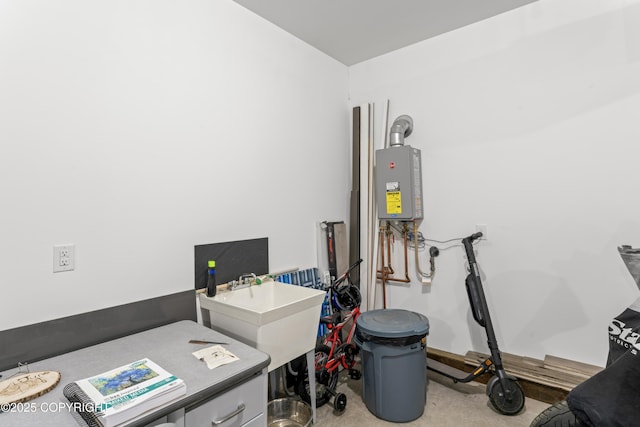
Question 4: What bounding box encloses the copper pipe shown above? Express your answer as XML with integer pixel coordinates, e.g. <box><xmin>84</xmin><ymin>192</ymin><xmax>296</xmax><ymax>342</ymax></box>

<box><xmin>372</xmin><ymin>225</ymin><xmax>385</xmax><ymax>309</ymax></box>
<box><xmin>376</xmin><ymin>223</ymin><xmax>411</xmax><ymax>288</ymax></box>
<box><xmin>402</xmin><ymin>224</ymin><xmax>411</xmax><ymax>281</ymax></box>
<box><xmin>386</xmin><ymin>223</ymin><xmax>394</xmax><ymax>275</ymax></box>
<box><xmin>387</xmin><ymin>224</ymin><xmax>411</xmax><ymax>283</ymax></box>
<box><xmin>375</xmin><ymin>222</ymin><xmax>416</xmax><ymax>309</ymax></box>
<box><xmin>378</xmin><ymin>225</ymin><xmax>387</xmax><ymax>308</ymax></box>
<box><xmin>377</xmin><ymin>222</ymin><xmax>394</xmax><ymax>275</ymax></box>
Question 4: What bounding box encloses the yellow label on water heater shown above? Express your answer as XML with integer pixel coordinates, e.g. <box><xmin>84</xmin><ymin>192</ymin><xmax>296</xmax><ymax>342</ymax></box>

<box><xmin>386</xmin><ymin>191</ymin><xmax>402</xmax><ymax>214</ymax></box>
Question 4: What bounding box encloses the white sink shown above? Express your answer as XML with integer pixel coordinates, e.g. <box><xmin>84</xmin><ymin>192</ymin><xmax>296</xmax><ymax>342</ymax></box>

<box><xmin>199</xmin><ymin>282</ymin><xmax>326</xmax><ymax>371</ymax></box>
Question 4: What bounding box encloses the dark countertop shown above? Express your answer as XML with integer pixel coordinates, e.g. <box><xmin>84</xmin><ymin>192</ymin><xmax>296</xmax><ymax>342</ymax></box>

<box><xmin>0</xmin><ymin>320</ymin><xmax>270</xmax><ymax>426</ymax></box>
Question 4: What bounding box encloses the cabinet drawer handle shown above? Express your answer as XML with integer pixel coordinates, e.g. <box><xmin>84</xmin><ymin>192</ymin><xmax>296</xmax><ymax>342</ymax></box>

<box><xmin>211</xmin><ymin>403</ymin><xmax>246</xmax><ymax>425</ymax></box>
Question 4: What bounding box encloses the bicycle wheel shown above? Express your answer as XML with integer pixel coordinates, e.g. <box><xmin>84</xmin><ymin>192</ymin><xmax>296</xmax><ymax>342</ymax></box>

<box><xmin>295</xmin><ymin>345</ymin><xmax>338</xmax><ymax>408</ymax></box>
<box><xmin>337</xmin><ymin>342</ymin><xmax>358</xmax><ymax>369</ymax></box>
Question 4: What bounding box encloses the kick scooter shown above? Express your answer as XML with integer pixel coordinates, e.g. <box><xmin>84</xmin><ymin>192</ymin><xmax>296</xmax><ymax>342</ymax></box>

<box><xmin>426</xmin><ymin>232</ymin><xmax>525</xmax><ymax>415</ymax></box>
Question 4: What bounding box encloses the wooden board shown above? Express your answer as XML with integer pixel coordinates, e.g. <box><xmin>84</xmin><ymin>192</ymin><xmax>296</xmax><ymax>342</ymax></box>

<box><xmin>427</xmin><ymin>347</ymin><xmax>569</xmax><ymax>404</ymax></box>
<box><xmin>464</xmin><ymin>351</ymin><xmax>601</xmax><ymax>392</ymax></box>
<box><xmin>543</xmin><ymin>354</ymin><xmax>603</xmax><ymax>379</ymax></box>
<box><xmin>0</xmin><ymin>371</ymin><xmax>61</xmax><ymax>405</ymax></box>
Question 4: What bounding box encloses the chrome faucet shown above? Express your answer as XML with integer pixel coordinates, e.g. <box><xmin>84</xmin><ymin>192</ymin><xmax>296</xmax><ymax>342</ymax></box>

<box><xmin>229</xmin><ymin>273</ymin><xmax>256</xmax><ymax>290</ymax></box>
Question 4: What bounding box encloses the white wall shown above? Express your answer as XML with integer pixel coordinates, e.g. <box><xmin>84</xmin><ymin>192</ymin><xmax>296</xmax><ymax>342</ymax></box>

<box><xmin>349</xmin><ymin>0</ymin><xmax>640</xmax><ymax>366</ymax></box>
<box><xmin>0</xmin><ymin>0</ymin><xmax>349</xmax><ymax>330</ymax></box>
<box><xmin>4</xmin><ymin>0</ymin><xmax>638</xmax><ymax>368</ymax></box>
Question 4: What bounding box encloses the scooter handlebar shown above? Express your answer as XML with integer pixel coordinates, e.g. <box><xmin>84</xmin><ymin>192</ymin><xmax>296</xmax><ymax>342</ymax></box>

<box><xmin>463</xmin><ymin>232</ymin><xmax>483</xmax><ymax>244</ymax></box>
<box><xmin>469</xmin><ymin>232</ymin><xmax>483</xmax><ymax>242</ymax></box>
<box><xmin>462</xmin><ymin>233</ymin><xmax>482</xmax><ymax>264</ymax></box>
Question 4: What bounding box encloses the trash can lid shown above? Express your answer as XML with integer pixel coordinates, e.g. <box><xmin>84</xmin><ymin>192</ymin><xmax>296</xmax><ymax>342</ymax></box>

<box><xmin>356</xmin><ymin>309</ymin><xmax>429</xmax><ymax>338</ymax></box>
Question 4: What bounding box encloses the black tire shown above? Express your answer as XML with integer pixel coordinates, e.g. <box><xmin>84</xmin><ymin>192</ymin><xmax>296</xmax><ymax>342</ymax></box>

<box><xmin>334</xmin><ymin>393</ymin><xmax>347</xmax><ymax>412</ymax></box>
<box><xmin>335</xmin><ymin>342</ymin><xmax>358</xmax><ymax>370</ymax></box>
<box><xmin>349</xmin><ymin>368</ymin><xmax>361</xmax><ymax>380</ymax></box>
<box><xmin>529</xmin><ymin>400</ymin><xmax>585</xmax><ymax>427</ymax></box>
<box><xmin>295</xmin><ymin>345</ymin><xmax>338</xmax><ymax>408</ymax></box>
<box><xmin>488</xmin><ymin>377</ymin><xmax>525</xmax><ymax>415</ymax></box>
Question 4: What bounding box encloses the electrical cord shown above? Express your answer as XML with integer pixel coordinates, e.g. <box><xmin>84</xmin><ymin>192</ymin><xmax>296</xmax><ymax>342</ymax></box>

<box><xmin>425</xmin><ymin>236</ymin><xmax>466</xmax><ymax>244</ymax></box>
<box><xmin>383</xmin><ymin>223</ymin><xmax>482</xmax><ymax>280</ymax></box>
<box><xmin>408</xmin><ymin>231</ymin><xmax>466</xmax><ymax>251</ymax></box>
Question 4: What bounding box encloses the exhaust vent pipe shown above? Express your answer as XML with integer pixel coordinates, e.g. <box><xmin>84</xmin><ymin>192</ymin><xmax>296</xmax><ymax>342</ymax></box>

<box><xmin>389</xmin><ymin>115</ymin><xmax>413</xmax><ymax>147</ymax></box>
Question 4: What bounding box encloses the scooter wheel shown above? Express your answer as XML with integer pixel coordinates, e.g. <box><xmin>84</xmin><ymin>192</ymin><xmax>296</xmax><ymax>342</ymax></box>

<box><xmin>488</xmin><ymin>377</ymin><xmax>525</xmax><ymax>415</ymax></box>
<box><xmin>334</xmin><ymin>393</ymin><xmax>347</xmax><ymax>412</ymax></box>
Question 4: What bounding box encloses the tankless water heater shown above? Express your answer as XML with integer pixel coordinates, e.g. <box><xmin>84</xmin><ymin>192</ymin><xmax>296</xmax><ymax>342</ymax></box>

<box><xmin>375</xmin><ymin>145</ymin><xmax>424</xmax><ymax>221</ymax></box>
<box><xmin>375</xmin><ymin>114</ymin><xmax>423</xmax><ymax>221</ymax></box>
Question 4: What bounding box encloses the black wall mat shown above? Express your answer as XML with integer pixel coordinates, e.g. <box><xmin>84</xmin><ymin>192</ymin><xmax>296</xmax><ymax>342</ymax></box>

<box><xmin>0</xmin><ymin>290</ymin><xmax>196</xmax><ymax>372</ymax></box>
<box><xmin>194</xmin><ymin>237</ymin><xmax>269</xmax><ymax>290</ymax></box>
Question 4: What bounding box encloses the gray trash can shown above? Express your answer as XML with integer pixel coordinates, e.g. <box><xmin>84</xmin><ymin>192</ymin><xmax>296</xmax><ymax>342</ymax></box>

<box><xmin>354</xmin><ymin>309</ymin><xmax>429</xmax><ymax>422</ymax></box>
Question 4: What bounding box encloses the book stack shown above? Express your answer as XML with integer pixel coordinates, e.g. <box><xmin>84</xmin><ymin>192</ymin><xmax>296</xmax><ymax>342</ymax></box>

<box><xmin>63</xmin><ymin>358</ymin><xmax>186</xmax><ymax>427</ymax></box>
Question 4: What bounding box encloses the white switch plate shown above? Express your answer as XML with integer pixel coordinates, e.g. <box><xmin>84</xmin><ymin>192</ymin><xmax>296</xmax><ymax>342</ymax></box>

<box><xmin>53</xmin><ymin>244</ymin><xmax>75</xmax><ymax>272</ymax></box>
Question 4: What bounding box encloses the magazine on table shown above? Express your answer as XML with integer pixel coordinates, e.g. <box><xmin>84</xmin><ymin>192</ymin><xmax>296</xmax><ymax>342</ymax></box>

<box><xmin>63</xmin><ymin>358</ymin><xmax>186</xmax><ymax>427</ymax></box>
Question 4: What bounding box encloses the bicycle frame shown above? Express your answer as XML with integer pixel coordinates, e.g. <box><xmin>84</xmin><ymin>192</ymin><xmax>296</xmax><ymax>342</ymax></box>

<box><xmin>321</xmin><ymin>306</ymin><xmax>361</xmax><ymax>374</ymax></box>
<box><xmin>294</xmin><ymin>258</ymin><xmax>363</xmax><ymax>412</ymax></box>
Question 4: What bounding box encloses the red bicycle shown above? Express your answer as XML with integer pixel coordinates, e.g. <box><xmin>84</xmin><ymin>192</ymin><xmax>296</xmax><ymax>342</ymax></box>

<box><xmin>295</xmin><ymin>259</ymin><xmax>363</xmax><ymax>411</ymax></box>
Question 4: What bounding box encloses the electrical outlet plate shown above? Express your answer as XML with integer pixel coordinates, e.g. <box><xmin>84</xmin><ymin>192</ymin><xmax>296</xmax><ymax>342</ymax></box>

<box><xmin>53</xmin><ymin>244</ymin><xmax>75</xmax><ymax>272</ymax></box>
<box><xmin>476</xmin><ymin>224</ymin><xmax>488</xmax><ymax>240</ymax></box>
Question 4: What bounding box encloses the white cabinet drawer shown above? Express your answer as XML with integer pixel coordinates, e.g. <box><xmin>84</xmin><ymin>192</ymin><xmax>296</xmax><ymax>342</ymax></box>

<box><xmin>186</xmin><ymin>374</ymin><xmax>266</xmax><ymax>427</ymax></box>
<box><xmin>242</xmin><ymin>413</ymin><xmax>264</xmax><ymax>427</ymax></box>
